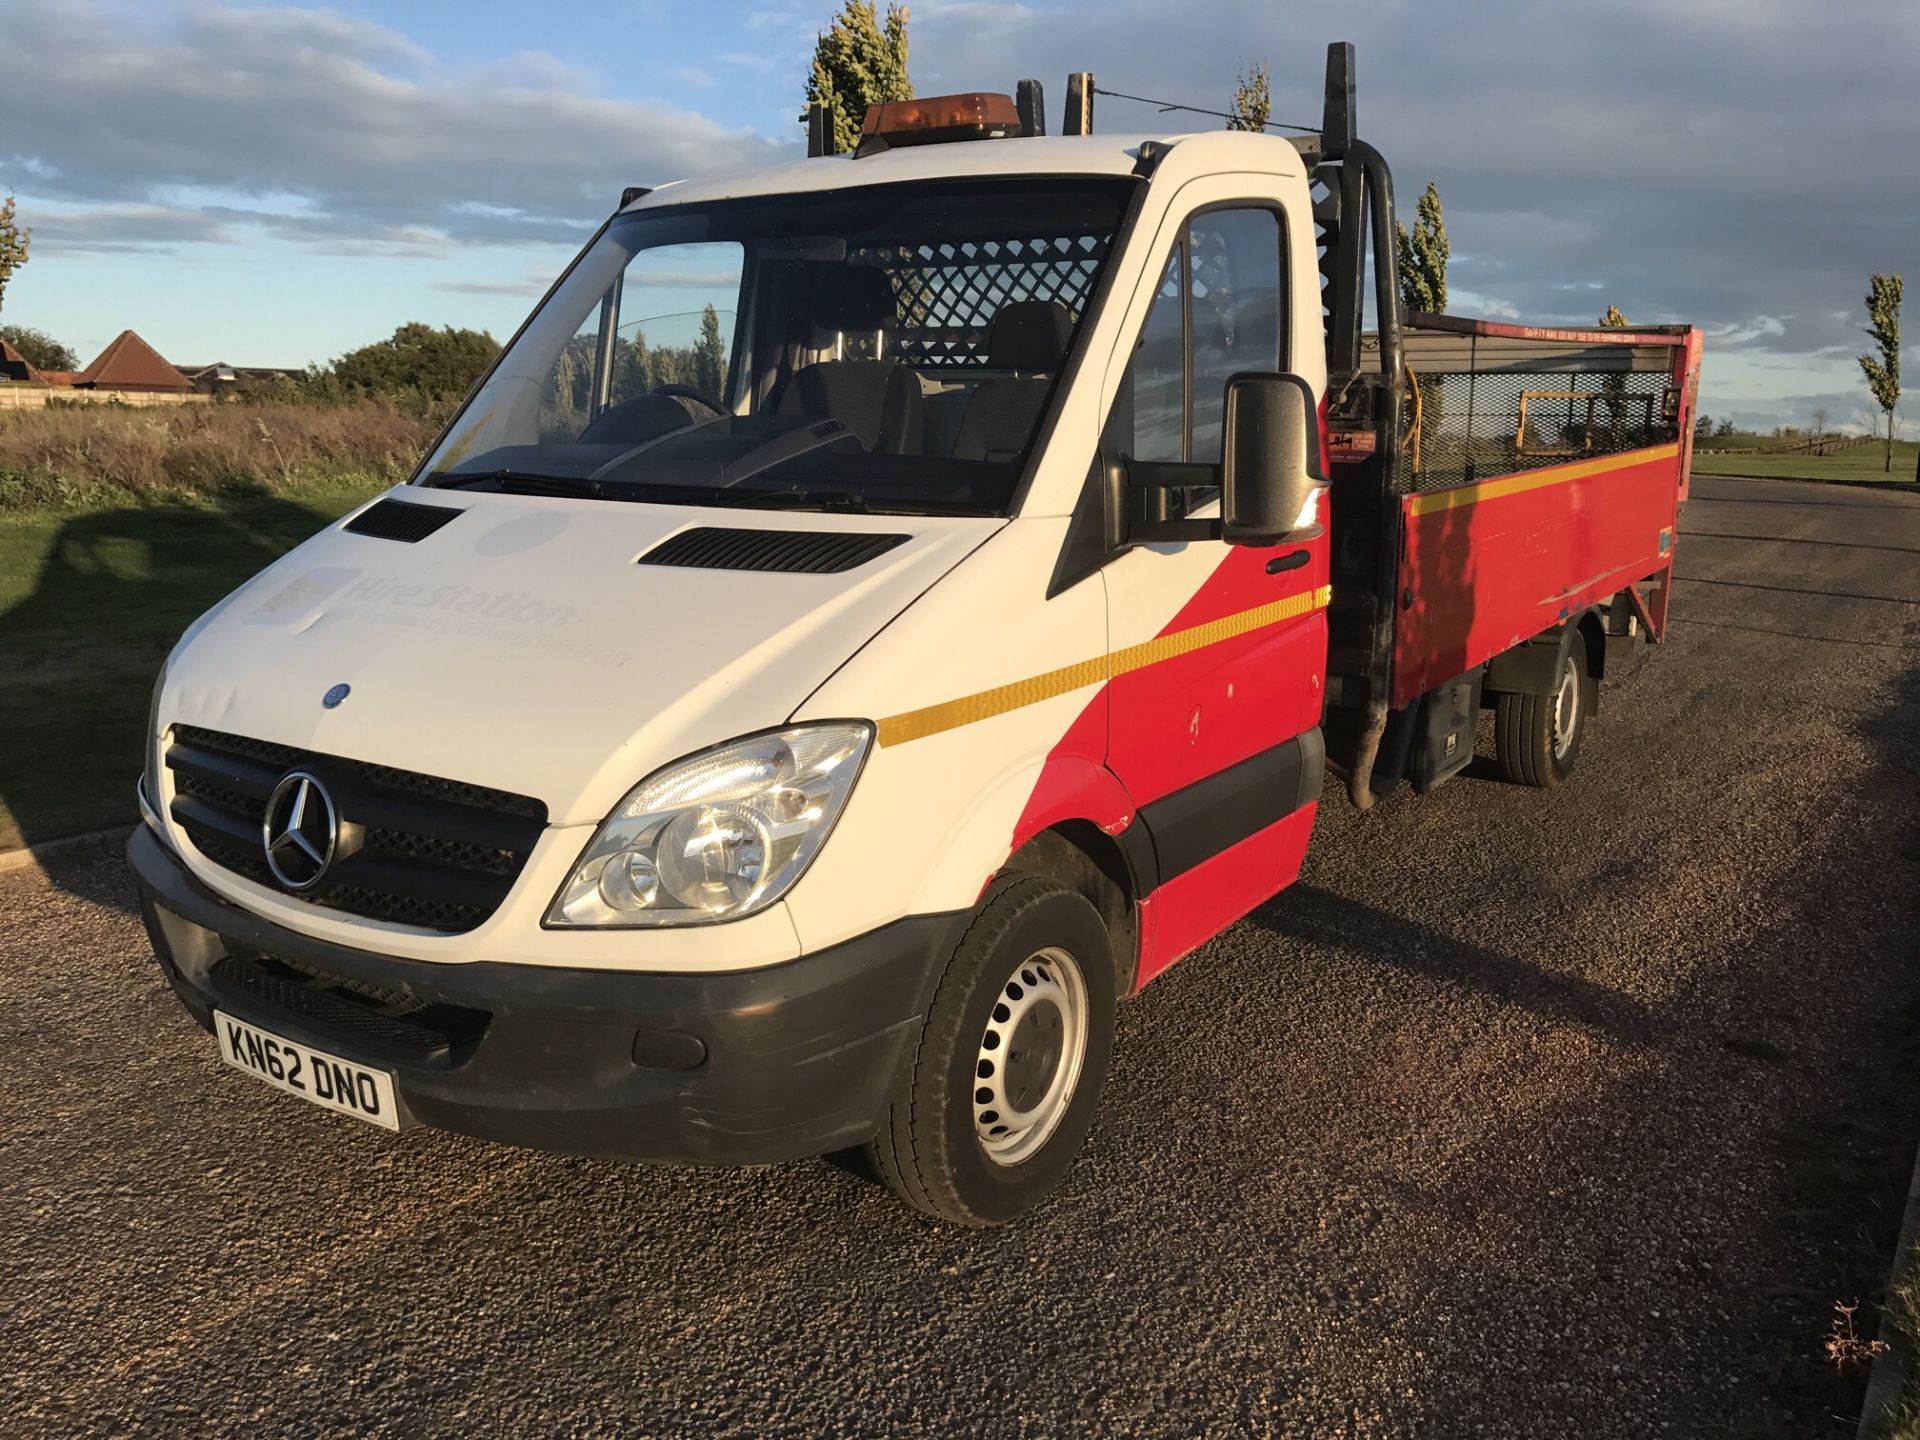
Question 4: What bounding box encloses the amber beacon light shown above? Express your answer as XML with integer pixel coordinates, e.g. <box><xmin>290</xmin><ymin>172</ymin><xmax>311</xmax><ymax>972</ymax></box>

<box><xmin>857</xmin><ymin>93</ymin><xmax>1022</xmax><ymax>154</ymax></box>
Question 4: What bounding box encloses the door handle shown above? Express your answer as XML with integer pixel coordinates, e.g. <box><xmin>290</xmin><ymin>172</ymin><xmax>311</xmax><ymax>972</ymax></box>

<box><xmin>1266</xmin><ymin>550</ymin><xmax>1310</xmax><ymax>575</ymax></box>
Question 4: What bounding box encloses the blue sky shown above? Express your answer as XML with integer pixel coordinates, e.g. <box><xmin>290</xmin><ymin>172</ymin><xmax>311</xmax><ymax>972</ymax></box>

<box><xmin>2</xmin><ymin>0</ymin><xmax>1915</xmax><ymax>431</ymax></box>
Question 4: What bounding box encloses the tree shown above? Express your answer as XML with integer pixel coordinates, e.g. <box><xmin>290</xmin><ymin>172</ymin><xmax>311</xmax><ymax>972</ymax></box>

<box><xmin>0</xmin><ymin>193</ymin><xmax>29</xmax><ymax>314</ymax></box>
<box><xmin>1858</xmin><ymin>272</ymin><xmax>1902</xmax><ymax>472</ymax></box>
<box><xmin>0</xmin><ymin>323</ymin><xmax>75</xmax><ymax>372</ymax></box>
<box><xmin>1715</xmin><ymin>418</ymin><xmax>1735</xmax><ymax>437</ymax></box>
<box><xmin>612</xmin><ymin>329</ymin><xmax>652</xmax><ymax>400</ymax></box>
<box><xmin>1394</xmin><ymin>182</ymin><xmax>1448</xmax><ymax>317</ymax></box>
<box><xmin>322</xmin><ymin>322</ymin><xmax>500</xmax><ymax>401</ymax></box>
<box><xmin>1694</xmin><ymin>412</ymin><xmax>1712</xmax><ymax>438</ymax></box>
<box><xmin>805</xmin><ymin>1</ymin><xmax>912</xmax><ymax>155</ymax></box>
<box><xmin>1599</xmin><ymin>307</ymin><xmax>1629</xmax><ymax>445</ymax></box>
<box><xmin>693</xmin><ymin>304</ymin><xmax>727</xmax><ymax>397</ymax></box>
<box><xmin>1811</xmin><ymin>405</ymin><xmax>1829</xmax><ymax>438</ymax></box>
<box><xmin>1226</xmin><ymin>64</ymin><xmax>1271</xmax><ymax>132</ymax></box>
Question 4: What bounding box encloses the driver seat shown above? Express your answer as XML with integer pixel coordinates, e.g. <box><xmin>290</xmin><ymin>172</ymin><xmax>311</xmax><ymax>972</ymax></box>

<box><xmin>777</xmin><ymin>267</ymin><xmax>923</xmax><ymax>454</ymax></box>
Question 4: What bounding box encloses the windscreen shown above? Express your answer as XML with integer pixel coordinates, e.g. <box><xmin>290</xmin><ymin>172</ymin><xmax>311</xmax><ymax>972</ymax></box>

<box><xmin>419</xmin><ymin>177</ymin><xmax>1136</xmax><ymax>516</ymax></box>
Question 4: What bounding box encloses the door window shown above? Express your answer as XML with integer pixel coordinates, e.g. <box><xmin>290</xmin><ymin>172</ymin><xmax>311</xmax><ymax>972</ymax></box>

<box><xmin>1107</xmin><ymin>206</ymin><xmax>1287</xmax><ymax>466</ymax></box>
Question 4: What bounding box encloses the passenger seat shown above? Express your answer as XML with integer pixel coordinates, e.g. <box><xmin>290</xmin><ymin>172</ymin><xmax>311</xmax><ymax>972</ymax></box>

<box><xmin>777</xmin><ymin>267</ymin><xmax>923</xmax><ymax>454</ymax></box>
<box><xmin>951</xmin><ymin>300</ymin><xmax>1073</xmax><ymax>463</ymax></box>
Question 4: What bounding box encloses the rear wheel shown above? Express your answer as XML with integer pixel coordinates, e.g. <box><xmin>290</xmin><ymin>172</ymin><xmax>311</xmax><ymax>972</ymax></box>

<box><xmin>1493</xmin><ymin>646</ymin><xmax>1595</xmax><ymax>788</ymax></box>
<box><xmin>865</xmin><ymin>876</ymin><xmax>1115</xmax><ymax>1226</ymax></box>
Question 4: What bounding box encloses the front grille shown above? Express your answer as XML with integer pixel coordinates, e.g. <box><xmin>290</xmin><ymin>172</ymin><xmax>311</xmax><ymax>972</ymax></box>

<box><xmin>166</xmin><ymin>725</ymin><xmax>547</xmax><ymax>934</ymax></box>
<box><xmin>210</xmin><ymin>950</ymin><xmax>488</xmax><ymax>1061</ymax></box>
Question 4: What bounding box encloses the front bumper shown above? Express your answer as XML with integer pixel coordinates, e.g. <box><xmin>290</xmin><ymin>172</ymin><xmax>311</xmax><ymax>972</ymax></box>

<box><xmin>130</xmin><ymin>826</ymin><xmax>962</xmax><ymax>1165</ymax></box>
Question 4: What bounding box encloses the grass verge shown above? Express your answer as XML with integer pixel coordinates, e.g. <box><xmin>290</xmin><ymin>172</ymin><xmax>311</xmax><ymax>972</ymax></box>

<box><xmin>1873</xmin><ymin>1267</ymin><xmax>1920</xmax><ymax>1436</ymax></box>
<box><xmin>0</xmin><ymin>398</ymin><xmax>436</xmax><ymax>510</ymax></box>
<box><xmin>1693</xmin><ymin>440</ymin><xmax>1919</xmax><ymax>483</ymax></box>
<box><xmin>0</xmin><ymin>475</ymin><xmax>387</xmax><ymax>850</ymax></box>
<box><xmin>1867</xmin><ymin>1215</ymin><xmax>1920</xmax><ymax>1438</ymax></box>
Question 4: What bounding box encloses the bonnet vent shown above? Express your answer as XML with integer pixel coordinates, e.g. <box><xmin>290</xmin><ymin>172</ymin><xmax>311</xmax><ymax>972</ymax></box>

<box><xmin>637</xmin><ymin>527</ymin><xmax>910</xmax><ymax>574</ymax></box>
<box><xmin>344</xmin><ymin>497</ymin><xmax>465</xmax><ymax>543</ymax></box>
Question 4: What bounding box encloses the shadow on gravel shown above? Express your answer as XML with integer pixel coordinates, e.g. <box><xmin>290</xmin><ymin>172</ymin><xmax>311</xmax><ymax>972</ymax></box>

<box><xmin>1791</xmin><ymin>653</ymin><xmax>1920</xmax><ymax>1429</ymax></box>
<box><xmin>1280</xmin><ymin>654</ymin><xmax>1920</xmax><ymax>1436</ymax></box>
<box><xmin>30</xmin><ymin>844</ymin><xmax>143</xmax><ymax>916</ymax></box>
<box><xmin>1254</xmin><ymin>883</ymin><xmax>1659</xmax><ymax>1048</ymax></box>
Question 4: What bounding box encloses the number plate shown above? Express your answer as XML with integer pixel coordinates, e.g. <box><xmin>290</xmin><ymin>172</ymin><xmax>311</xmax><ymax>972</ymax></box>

<box><xmin>213</xmin><ymin>1011</ymin><xmax>401</xmax><ymax>1132</ymax></box>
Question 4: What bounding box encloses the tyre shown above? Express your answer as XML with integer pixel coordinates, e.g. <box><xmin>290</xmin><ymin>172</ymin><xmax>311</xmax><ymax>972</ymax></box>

<box><xmin>865</xmin><ymin>875</ymin><xmax>1116</xmax><ymax>1226</ymax></box>
<box><xmin>1492</xmin><ymin>640</ymin><xmax>1596</xmax><ymax>788</ymax></box>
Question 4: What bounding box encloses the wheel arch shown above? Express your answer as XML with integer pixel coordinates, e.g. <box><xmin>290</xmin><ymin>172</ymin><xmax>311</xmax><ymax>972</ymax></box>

<box><xmin>1485</xmin><ymin>607</ymin><xmax>1606</xmax><ymax>696</ymax></box>
<box><xmin>1000</xmin><ymin>822</ymin><xmax>1142</xmax><ymax>999</ymax></box>
<box><xmin>1576</xmin><ymin>607</ymin><xmax>1608</xmax><ymax>684</ymax></box>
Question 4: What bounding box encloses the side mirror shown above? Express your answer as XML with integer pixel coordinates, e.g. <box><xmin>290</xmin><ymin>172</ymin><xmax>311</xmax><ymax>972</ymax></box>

<box><xmin>1221</xmin><ymin>373</ymin><xmax>1325</xmax><ymax>546</ymax></box>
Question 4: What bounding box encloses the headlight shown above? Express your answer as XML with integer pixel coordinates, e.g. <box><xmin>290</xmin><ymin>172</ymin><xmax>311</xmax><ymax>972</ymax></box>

<box><xmin>546</xmin><ymin>723</ymin><xmax>872</xmax><ymax>928</ymax></box>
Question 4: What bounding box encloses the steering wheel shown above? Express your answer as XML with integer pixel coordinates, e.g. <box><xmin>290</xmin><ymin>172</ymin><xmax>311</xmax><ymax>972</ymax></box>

<box><xmin>578</xmin><ymin>384</ymin><xmax>727</xmax><ymax>448</ymax></box>
<box><xmin>650</xmin><ymin>383</ymin><xmax>726</xmax><ymax>418</ymax></box>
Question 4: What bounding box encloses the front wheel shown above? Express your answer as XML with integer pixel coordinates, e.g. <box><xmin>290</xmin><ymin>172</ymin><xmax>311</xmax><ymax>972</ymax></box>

<box><xmin>865</xmin><ymin>876</ymin><xmax>1116</xmax><ymax>1226</ymax></box>
<box><xmin>1492</xmin><ymin>646</ymin><xmax>1596</xmax><ymax>788</ymax></box>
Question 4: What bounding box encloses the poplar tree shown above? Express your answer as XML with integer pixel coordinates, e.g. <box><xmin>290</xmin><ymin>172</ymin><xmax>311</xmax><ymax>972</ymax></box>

<box><xmin>1858</xmin><ymin>273</ymin><xmax>1903</xmax><ymax>472</ymax></box>
<box><xmin>1394</xmin><ymin>183</ymin><xmax>1449</xmax><ymax>316</ymax></box>
<box><xmin>805</xmin><ymin>2</ymin><xmax>913</xmax><ymax>155</ymax></box>
<box><xmin>694</xmin><ymin>305</ymin><xmax>727</xmax><ymax>398</ymax></box>
<box><xmin>0</xmin><ymin>193</ymin><xmax>29</xmax><ymax>314</ymax></box>
<box><xmin>1599</xmin><ymin>306</ymin><xmax>1629</xmax><ymax>445</ymax></box>
<box><xmin>1226</xmin><ymin>64</ymin><xmax>1271</xmax><ymax>131</ymax></box>
<box><xmin>1394</xmin><ymin>183</ymin><xmax>1449</xmax><ymax>465</ymax></box>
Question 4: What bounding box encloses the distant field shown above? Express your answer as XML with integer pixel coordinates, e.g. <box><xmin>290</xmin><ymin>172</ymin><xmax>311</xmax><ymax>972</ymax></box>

<box><xmin>1692</xmin><ymin>440</ymin><xmax>1918</xmax><ymax>482</ymax></box>
<box><xmin>0</xmin><ymin>477</ymin><xmax>385</xmax><ymax>849</ymax></box>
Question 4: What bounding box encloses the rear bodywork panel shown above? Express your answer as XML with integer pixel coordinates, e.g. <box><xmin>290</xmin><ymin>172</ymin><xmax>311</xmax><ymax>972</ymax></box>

<box><xmin>1386</xmin><ymin>316</ymin><xmax>1697</xmax><ymax>708</ymax></box>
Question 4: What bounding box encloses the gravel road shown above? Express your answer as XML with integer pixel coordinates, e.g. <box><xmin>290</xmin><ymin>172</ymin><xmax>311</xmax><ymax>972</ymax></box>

<box><xmin>5</xmin><ymin>475</ymin><xmax>1918</xmax><ymax>1437</ymax></box>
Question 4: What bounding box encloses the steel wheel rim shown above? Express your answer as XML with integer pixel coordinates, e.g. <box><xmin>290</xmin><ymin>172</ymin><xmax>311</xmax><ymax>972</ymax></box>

<box><xmin>972</xmin><ymin>946</ymin><xmax>1089</xmax><ymax>1167</ymax></box>
<box><xmin>1552</xmin><ymin>656</ymin><xmax>1581</xmax><ymax>759</ymax></box>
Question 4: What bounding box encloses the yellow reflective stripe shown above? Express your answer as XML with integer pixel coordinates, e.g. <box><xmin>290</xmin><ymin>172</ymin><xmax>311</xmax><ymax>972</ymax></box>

<box><xmin>874</xmin><ymin>654</ymin><xmax>1110</xmax><ymax>748</ymax></box>
<box><xmin>1406</xmin><ymin>443</ymin><xmax>1680</xmax><ymax>518</ymax></box>
<box><xmin>875</xmin><ymin>583</ymin><xmax>1332</xmax><ymax>747</ymax></box>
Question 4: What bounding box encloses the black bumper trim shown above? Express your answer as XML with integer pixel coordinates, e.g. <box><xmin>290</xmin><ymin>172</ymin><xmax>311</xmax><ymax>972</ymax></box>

<box><xmin>130</xmin><ymin>825</ymin><xmax>964</xmax><ymax>1165</ymax></box>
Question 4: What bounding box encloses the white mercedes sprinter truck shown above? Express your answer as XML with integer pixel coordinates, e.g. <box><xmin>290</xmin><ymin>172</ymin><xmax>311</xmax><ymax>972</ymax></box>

<box><xmin>132</xmin><ymin>51</ymin><xmax>1695</xmax><ymax>1224</ymax></box>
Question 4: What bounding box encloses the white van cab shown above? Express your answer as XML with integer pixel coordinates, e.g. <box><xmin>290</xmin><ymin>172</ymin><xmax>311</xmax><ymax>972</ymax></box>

<box><xmin>132</xmin><ymin>57</ymin><xmax>1695</xmax><ymax>1224</ymax></box>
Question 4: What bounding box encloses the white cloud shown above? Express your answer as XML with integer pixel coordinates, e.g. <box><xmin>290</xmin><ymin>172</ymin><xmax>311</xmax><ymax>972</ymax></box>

<box><xmin>0</xmin><ymin>3</ymin><xmax>792</xmax><ymax>257</ymax></box>
<box><xmin>624</xmin><ymin>269</ymin><xmax>745</xmax><ymax>288</ymax></box>
<box><xmin>436</xmin><ymin>275</ymin><xmax>553</xmax><ymax>297</ymax></box>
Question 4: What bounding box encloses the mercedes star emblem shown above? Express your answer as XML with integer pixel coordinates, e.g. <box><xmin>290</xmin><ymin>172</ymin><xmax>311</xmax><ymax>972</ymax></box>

<box><xmin>262</xmin><ymin>771</ymin><xmax>338</xmax><ymax>891</ymax></box>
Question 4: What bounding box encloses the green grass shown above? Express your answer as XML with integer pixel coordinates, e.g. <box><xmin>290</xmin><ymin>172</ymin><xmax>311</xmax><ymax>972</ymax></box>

<box><xmin>1693</xmin><ymin>440</ymin><xmax>1920</xmax><ymax>483</ymax></box>
<box><xmin>0</xmin><ymin>475</ymin><xmax>387</xmax><ymax>849</ymax></box>
<box><xmin>1873</xmin><ymin>1247</ymin><xmax>1920</xmax><ymax>1438</ymax></box>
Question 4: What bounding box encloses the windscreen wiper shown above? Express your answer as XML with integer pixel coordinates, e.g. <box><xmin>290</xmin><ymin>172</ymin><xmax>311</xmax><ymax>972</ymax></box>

<box><xmin>429</xmin><ymin>469</ymin><xmax>595</xmax><ymax>496</ymax></box>
<box><xmin>433</xmin><ymin>471</ymin><xmax>721</xmax><ymax>505</ymax></box>
<box><xmin>735</xmin><ymin>488</ymin><xmax>873</xmax><ymax>513</ymax></box>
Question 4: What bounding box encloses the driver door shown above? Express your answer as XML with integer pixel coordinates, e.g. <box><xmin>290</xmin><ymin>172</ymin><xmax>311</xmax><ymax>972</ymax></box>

<box><xmin>1100</xmin><ymin>200</ymin><xmax>1329</xmax><ymax>982</ymax></box>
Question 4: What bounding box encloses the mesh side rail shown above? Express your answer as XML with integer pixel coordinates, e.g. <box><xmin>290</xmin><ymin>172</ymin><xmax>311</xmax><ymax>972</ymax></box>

<box><xmin>1398</xmin><ymin>369</ymin><xmax>1677</xmax><ymax>493</ymax></box>
<box><xmin>846</xmin><ymin>234</ymin><xmax>1110</xmax><ymax>368</ymax></box>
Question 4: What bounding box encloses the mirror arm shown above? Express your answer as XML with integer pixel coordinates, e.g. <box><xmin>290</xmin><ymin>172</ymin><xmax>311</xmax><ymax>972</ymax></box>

<box><xmin>1106</xmin><ymin>455</ymin><xmax>1224</xmax><ymax>547</ymax></box>
<box><xmin>1124</xmin><ymin>458</ymin><xmax>1219</xmax><ymax>491</ymax></box>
